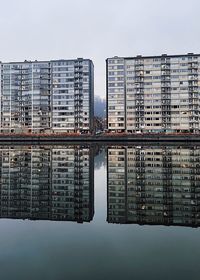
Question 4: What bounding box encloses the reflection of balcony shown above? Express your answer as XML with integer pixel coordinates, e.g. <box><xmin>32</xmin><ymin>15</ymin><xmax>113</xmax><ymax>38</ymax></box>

<box><xmin>107</xmin><ymin>146</ymin><xmax>200</xmax><ymax>228</ymax></box>
<box><xmin>0</xmin><ymin>145</ymin><xmax>94</xmax><ymax>223</ymax></box>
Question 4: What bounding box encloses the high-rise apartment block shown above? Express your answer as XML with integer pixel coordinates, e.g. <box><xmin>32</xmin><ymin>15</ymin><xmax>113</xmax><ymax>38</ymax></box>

<box><xmin>0</xmin><ymin>58</ymin><xmax>94</xmax><ymax>133</ymax></box>
<box><xmin>106</xmin><ymin>53</ymin><xmax>200</xmax><ymax>133</ymax></box>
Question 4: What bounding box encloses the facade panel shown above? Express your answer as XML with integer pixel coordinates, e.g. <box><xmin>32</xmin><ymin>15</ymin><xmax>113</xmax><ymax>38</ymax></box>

<box><xmin>107</xmin><ymin>54</ymin><xmax>200</xmax><ymax>133</ymax></box>
<box><xmin>0</xmin><ymin>59</ymin><xmax>94</xmax><ymax>133</ymax></box>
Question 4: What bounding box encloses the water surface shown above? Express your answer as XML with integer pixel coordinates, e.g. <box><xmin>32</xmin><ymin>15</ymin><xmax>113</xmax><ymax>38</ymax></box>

<box><xmin>0</xmin><ymin>144</ymin><xmax>199</xmax><ymax>280</ymax></box>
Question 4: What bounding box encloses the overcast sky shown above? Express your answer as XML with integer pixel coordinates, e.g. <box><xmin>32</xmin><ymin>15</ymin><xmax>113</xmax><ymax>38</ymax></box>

<box><xmin>0</xmin><ymin>0</ymin><xmax>200</xmax><ymax>98</ymax></box>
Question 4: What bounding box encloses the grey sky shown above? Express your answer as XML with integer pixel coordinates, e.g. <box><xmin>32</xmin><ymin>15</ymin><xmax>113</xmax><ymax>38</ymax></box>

<box><xmin>0</xmin><ymin>0</ymin><xmax>200</xmax><ymax>98</ymax></box>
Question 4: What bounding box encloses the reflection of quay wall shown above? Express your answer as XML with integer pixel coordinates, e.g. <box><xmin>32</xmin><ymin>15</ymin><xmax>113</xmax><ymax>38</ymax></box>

<box><xmin>0</xmin><ymin>146</ymin><xmax>94</xmax><ymax>223</ymax></box>
<box><xmin>107</xmin><ymin>146</ymin><xmax>200</xmax><ymax>227</ymax></box>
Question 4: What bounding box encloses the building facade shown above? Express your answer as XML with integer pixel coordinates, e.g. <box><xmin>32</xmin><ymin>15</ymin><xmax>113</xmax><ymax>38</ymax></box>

<box><xmin>0</xmin><ymin>58</ymin><xmax>94</xmax><ymax>133</ymax></box>
<box><xmin>106</xmin><ymin>53</ymin><xmax>200</xmax><ymax>133</ymax></box>
<box><xmin>107</xmin><ymin>146</ymin><xmax>200</xmax><ymax>227</ymax></box>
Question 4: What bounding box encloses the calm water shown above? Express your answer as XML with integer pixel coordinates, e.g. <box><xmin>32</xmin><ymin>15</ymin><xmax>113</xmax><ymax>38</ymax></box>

<box><xmin>0</xmin><ymin>143</ymin><xmax>200</xmax><ymax>280</ymax></box>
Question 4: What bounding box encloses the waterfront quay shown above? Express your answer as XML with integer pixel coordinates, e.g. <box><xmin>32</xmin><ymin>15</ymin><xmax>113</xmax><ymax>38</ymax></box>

<box><xmin>0</xmin><ymin>133</ymin><xmax>199</xmax><ymax>143</ymax></box>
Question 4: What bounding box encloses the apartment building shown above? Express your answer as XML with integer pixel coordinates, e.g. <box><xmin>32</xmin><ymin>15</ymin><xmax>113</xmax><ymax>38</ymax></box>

<box><xmin>107</xmin><ymin>146</ymin><xmax>200</xmax><ymax>227</ymax></box>
<box><xmin>0</xmin><ymin>58</ymin><xmax>94</xmax><ymax>133</ymax></box>
<box><xmin>0</xmin><ymin>145</ymin><xmax>94</xmax><ymax>223</ymax></box>
<box><xmin>106</xmin><ymin>53</ymin><xmax>200</xmax><ymax>133</ymax></box>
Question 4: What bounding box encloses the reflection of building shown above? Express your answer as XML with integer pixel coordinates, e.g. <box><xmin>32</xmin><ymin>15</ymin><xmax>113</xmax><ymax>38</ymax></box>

<box><xmin>51</xmin><ymin>147</ymin><xmax>94</xmax><ymax>222</ymax></box>
<box><xmin>106</xmin><ymin>54</ymin><xmax>200</xmax><ymax>133</ymax></box>
<box><xmin>107</xmin><ymin>146</ymin><xmax>200</xmax><ymax>227</ymax></box>
<box><xmin>0</xmin><ymin>58</ymin><xmax>94</xmax><ymax>133</ymax></box>
<box><xmin>0</xmin><ymin>146</ymin><xmax>94</xmax><ymax>223</ymax></box>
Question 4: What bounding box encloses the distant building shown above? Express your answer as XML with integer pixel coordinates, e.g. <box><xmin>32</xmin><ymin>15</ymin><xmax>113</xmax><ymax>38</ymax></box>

<box><xmin>0</xmin><ymin>58</ymin><xmax>94</xmax><ymax>133</ymax></box>
<box><xmin>107</xmin><ymin>146</ymin><xmax>200</xmax><ymax>227</ymax></box>
<box><xmin>106</xmin><ymin>53</ymin><xmax>200</xmax><ymax>133</ymax></box>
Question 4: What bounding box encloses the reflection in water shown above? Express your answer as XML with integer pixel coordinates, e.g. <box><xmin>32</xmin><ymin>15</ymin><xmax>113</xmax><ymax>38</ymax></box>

<box><xmin>0</xmin><ymin>146</ymin><xmax>94</xmax><ymax>223</ymax></box>
<box><xmin>1</xmin><ymin>144</ymin><xmax>200</xmax><ymax>228</ymax></box>
<box><xmin>107</xmin><ymin>146</ymin><xmax>200</xmax><ymax>227</ymax></box>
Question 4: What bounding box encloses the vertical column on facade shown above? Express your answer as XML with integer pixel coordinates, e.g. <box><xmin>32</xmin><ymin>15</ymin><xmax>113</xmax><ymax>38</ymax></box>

<box><xmin>72</xmin><ymin>147</ymin><xmax>93</xmax><ymax>222</ymax></box>
<box><xmin>39</xmin><ymin>63</ymin><xmax>51</xmax><ymax>133</ymax></box>
<box><xmin>19</xmin><ymin>65</ymin><xmax>24</xmax><ymax>132</ymax></box>
<box><xmin>88</xmin><ymin>146</ymin><xmax>94</xmax><ymax>221</ymax></box>
<box><xmin>162</xmin><ymin>146</ymin><xmax>173</xmax><ymax>225</ymax></box>
<box><xmin>107</xmin><ymin>58</ymin><xmax>126</xmax><ymax>133</ymax></box>
<box><xmin>171</xmin><ymin>147</ymin><xmax>193</xmax><ymax>226</ymax></box>
<box><xmin>31</xmin><ymin>64</ymin><xmax>34</xmax><ymax>132</ymax></box>
<box><xmin>0</xmin><ymin>150</ymin><xmax>2</xmax><ymax>216</ymax></box>
<box><xmin>88</xmin><ymin>62</ymin><xmax>94</xmax><ymax>133</ymax></box>
<box><xmin>37</xmin><ymin>147</ymin><xmax>51</xmax><ymax>219</ymax></box>
<box><xmin>32</xmin><ymin>148</ymin><xmax>40</xmax><ymax>219</ymax></box>
<box><xmin>189</xmin><ymin>147</ymin><xmax>200</xmax><ymax>226</ymax></box>
<box><xmin>74</xmin><ymin>147</ymin><xmax>84</xmax><ymax>222</ymax></box>
<box><xmin>135</xmin><ymin>57</ymin><xmax>144</xmax><ymax>132</ymax></box>
<box><xmin>138</xmin><ymin>147</ymin><xmax>164</xmax><ymax>225</ymax></box>
<box><xmin>0</xmin><ymin>66</ymin><xmax>1</xmax><ymax>131</ymax></box>
<box><xmin>134</xmin><ymin>147</ymin><xmax>145</xmax><ymax>223</ymax></box>
<box><xmin>8</xmin><ymin>148</ymin><xmax>12</xmax><ymax>217</ymax></box>
<box><xmin>149</xmin><ymin>148</ymin><xmax>164</xmax><ymax>225</ymax></box>
<box><xmin>125</xmin><ymin>60</ymin><xmax>135</xmax><ymax>133</ymax></box>
<box><xmin>161</xmin><ymin>56</ymin><xmax>171</xmax><ymax>133</ymax></box>
<box><xmin>1</xmin><ymin>148</ymin><xmax>11</xmax><ymax>216</ymax></box>
<box><xmin>51</xmin><ymin>147</ymin><xmax>71</xmax><ymax>220</ymax></box>
<box><xmin>107</xmin><ymin>147</ymin><xmax>126</xmax><ymax>223</ymax></box>
<box><xmin>22</xmin><ymin>64</ymin><xmax>30</xmax><ymax>132</ymax></box>
<box><xmin>9</xmin><ymin>65</ymin><xmax>12</xmax><ymax>133</ymax></box>
<box><xmin>188</xmin><ymin>56</ymin><xmax>199</xmax><ymax>133</ymax></box>
<box><xmin>11</xmin><ymin>65</ymin><xmax>21</xmax><ymax>133</ymax></box>
<box><xmin>74</xmin><ymin>60</ymin><xmax>83</xmax><ymax>133</ymax></box>
<box><xmin>23</xmin><ymin>149</ymin><xmax>31</xmax><ymax>218</ymax></box>
<box><xmin>7</xmin><ymin>148</ymin><xmax>31</xmax><ymax>218</ymax></box>
<box><xmin>126</xmin><ymin>147</ymin><xmax>137</xmax><ymax>223</ymax></box>
<box><xmin>32</xmin><ymin>63</ymin><xmax>39</xmax><ymax>133</ymax></box>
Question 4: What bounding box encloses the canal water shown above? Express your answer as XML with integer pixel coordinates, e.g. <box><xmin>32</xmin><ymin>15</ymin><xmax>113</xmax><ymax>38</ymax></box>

<box><xmin>0</xmin><ymin>144</ymin><xmax>199</xmax><ymax>280</ymax></box>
